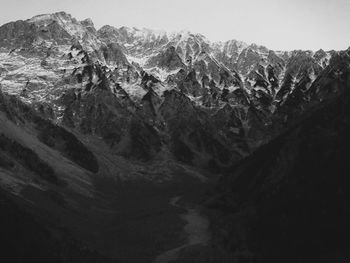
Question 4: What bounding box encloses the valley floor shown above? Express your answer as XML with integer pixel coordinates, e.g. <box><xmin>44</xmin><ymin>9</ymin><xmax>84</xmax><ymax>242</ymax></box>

<box><xmin>154</xmin><ymin>195</ymin><xmax>210</xmax><ymax>263</ymax></box>
<box><xmin>74</xmin><ymin>165</ymin><xmax>215</xmax><ymax>263</ymax></box>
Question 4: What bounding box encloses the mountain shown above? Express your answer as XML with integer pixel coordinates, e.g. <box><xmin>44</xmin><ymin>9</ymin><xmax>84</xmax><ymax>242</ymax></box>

<box><xmin>0</xmin><ymin>12</ymin><xmax>339</xmax><ymax>169</ymax></box>
<box><xmin>206</xmin><ymin>48</ymin><xmax>350</xmax><ymax>262</ymax></box>
<box><xmin>0</xmin><ymin>11</ymin><xmax>349</xmax><ymax>263</ymax></box>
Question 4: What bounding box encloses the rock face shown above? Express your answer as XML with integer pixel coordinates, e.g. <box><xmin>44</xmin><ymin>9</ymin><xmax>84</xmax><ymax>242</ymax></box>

<box><xmin>0</xmin><ymin>12</ymin><xmax>101</xmax><ymax>52</ymax></box>
<box><xmin>207</xmin><ymin>49</ymin><xmax>350</xmax><ymax>262</ymax></box>
<box><xmin>146</xmin><ymin>46</ymin><xmax>186</xmax><ymax>71</ymax></box>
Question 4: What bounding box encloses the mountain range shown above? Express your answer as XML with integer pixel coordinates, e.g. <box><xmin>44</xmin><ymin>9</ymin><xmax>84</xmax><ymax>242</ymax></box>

<box><xmin>0</xmin><ymin>11</ymin><xmax>349</xmax><ymax>263</ymax></box>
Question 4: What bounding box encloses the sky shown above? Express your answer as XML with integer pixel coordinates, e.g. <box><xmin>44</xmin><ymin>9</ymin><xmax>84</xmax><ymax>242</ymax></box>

<box><xmin>0</xmin><ymin>0</ymin><xmax>349</xmax><ymax>51</ymax></box>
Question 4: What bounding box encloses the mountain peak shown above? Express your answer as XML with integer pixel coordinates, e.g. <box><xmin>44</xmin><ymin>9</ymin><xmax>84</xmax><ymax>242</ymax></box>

<box><xmin>81</xmin><ymin>18</ymin><xmax>94</xmax><ymax>28</ymax></box>
<box><xmin>28</xmin><ymin>11</ymin><xmax>73</xmax><ymax>24</ymax></box>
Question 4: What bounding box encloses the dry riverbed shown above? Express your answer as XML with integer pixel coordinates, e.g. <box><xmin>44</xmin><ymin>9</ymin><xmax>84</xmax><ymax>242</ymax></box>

<box><xmin>154</xmin><ymin>195</ymin><xmax>210</xmax><ymax>263</ymax></box>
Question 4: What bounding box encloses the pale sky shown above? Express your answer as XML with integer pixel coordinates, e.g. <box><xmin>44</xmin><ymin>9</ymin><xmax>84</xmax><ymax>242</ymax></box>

<box><xmin>0</xmin><ymin>0</ymin><xmax>349</xmax><ymax>51</ymax></box>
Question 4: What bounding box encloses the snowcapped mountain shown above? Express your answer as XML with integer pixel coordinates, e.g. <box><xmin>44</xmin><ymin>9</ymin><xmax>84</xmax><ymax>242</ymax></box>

<box><xmin>0</xmin><ymin>11</ymin><xmax>345</xmax><ymax>169</ymax></box>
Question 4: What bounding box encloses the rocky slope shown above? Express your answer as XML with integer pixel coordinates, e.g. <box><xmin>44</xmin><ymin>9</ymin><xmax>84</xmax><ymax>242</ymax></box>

<box><xmin>0</xmin><ymin>188</ymin><xmax>116</xmax><ymax>263</ymax></box>
<box><xmin>0</xmin><ymin>85</ymin><xmax>211</xmax><ymax>263</ymax></box>
<box><xmin>206</xmin><ymin>48</ymin><xmax>350</xmax><ymax>262</ymax></box>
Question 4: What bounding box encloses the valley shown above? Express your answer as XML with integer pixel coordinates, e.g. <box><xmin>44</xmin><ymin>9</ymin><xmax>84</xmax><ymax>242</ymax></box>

<box><xmin>0</xmin><ymin>10</ymin><xmax>350</xmax><ymax>263</ymax></box>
